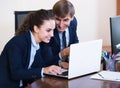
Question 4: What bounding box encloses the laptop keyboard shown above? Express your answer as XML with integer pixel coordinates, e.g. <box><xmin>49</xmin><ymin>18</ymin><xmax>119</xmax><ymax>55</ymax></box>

<box><xmin>61</xmin><ymin>71</ymin><xmax>68</xmax><ymax>76</ymax></box>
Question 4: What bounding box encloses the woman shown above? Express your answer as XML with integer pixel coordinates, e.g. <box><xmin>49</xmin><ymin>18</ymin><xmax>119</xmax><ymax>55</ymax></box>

<box><xmin>0</xmin><ymin>9</ymin><xmax>62</xmax><ymax>88</ymax></box>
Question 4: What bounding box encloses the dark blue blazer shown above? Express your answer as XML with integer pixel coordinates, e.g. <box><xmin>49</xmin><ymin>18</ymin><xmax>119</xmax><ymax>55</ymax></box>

<box><xmin>49</xmin><ymin>17</ymin><xmax>79</xmax><ymax>62</ymax></box>
<box><xmin>0</xmin><ymin>31</ymin><xmax>55</xmax><ymax>88</ymax></box>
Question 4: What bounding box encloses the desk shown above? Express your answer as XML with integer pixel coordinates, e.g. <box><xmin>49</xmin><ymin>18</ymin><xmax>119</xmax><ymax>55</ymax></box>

<box><xmin>26</xmin><ymin>46</ymin><xmax>120</xmax><ymax>88</ymax></box>
<box><xmin>26</xmin><ymin>74</ymin><xmax>120</xmax><ymax>88</ymax></box>
<box><xmin>102</xmin><ymin>46</ymin><xmax>111</xmax><ymax>52</ymax></box>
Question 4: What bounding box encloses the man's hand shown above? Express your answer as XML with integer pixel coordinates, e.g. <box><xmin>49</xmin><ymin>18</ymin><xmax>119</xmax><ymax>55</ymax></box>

<box><xmin>60</xmin><ymin>47</ymin><xmax>70</xmax><ymax>59</ymax></box>
<box><xmin>60</xmin><ymin>62</ymin><xmax>69</xmax><ymax>69</ymax></box>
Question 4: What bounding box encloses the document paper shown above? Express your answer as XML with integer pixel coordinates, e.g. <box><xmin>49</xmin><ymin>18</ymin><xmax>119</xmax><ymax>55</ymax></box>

<box><xmin>90</xmin><ymin>71</ymin><xmax>120</xmax><ymax>82</ymax></box>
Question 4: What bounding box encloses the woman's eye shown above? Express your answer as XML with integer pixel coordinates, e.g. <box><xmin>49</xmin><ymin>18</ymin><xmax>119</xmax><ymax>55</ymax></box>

<box><xmin>47</xmin><ymin>29</ymin><xmax>51</xmax><ymax>32</ymax></box>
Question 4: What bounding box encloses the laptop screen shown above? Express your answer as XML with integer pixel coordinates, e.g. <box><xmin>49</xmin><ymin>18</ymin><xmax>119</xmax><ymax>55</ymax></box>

<box><xmin>68</xmin><ymin>39</ymin><xmax>102</xmax><ymax>79</ymax></box>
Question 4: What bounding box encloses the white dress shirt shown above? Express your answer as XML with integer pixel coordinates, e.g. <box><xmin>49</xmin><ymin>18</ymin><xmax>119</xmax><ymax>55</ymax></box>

<box><xmin>29</xmin><ymin>31</ymin><xmax>40</xmax><ymax>69</ymax></box>
<box><xmin>58</xmin><ymin>28</ymin><xmax>69</xmax><ymax>50</ymax></box>
<box><xmin>58</xmin><ymin>28</ymin><xmax>69</xmax><ymax>62</ymax></box>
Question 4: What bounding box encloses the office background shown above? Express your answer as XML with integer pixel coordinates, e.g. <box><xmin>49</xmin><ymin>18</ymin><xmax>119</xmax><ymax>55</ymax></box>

<box><xmin>0</xmin><ymin>0</ymin><xmax>116</xmax><ymax>53</ymax></box>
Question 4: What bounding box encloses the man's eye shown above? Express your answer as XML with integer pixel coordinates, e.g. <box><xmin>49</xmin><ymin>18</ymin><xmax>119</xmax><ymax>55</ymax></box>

<box><xmin>64</xmin><ymin>19</ymin><xmax>69</xmax><ymax>22</ymax></box>
<box><xmin>56</xmin><ymin>19</ymin><xmax>60</xmax><ymax>21</ymax></box>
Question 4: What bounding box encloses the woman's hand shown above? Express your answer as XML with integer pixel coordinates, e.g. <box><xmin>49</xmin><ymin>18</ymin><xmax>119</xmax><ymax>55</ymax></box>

<box><xmin>43</xmin><ymin>65</ymin><xmax>62</xmax><ymax>75</ymax></box>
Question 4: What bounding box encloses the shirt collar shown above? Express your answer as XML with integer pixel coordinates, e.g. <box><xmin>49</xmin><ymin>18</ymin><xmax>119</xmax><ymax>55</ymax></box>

<box><xmin>30</xmin><ymin>31</ymin><xmax>39</xmax><ymax>50</ymax></box>
<box><xmin>58</xmin><ymin>28</ymin><xmax>68</xmax><ymax>34</ymax></box>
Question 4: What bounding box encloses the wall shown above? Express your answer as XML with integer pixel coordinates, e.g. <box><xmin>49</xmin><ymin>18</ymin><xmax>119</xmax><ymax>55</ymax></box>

<box><xmin>0</xmin><ymin>0</ymin><xmax>116</xmax><ymax>53</ymax></box>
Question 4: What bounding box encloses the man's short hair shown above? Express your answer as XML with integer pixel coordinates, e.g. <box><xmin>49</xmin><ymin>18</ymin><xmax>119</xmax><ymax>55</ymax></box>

<box><xmin>53</xmin><ymin>0</ymin><xmax>75</xmax><ymax>18</ymax></box>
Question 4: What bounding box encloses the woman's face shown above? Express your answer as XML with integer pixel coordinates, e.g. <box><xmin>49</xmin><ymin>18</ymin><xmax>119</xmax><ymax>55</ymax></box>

<box><xmin>34</xmin><ymin>20</ymin><xmax>55</xmax><ymax>43</ymax></box>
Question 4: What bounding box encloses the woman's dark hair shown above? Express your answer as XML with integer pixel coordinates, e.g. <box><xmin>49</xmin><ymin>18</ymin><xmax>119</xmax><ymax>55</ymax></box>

<box><xmin>15</xmin><ymin>9</ymin><xmax>54</xmax><ymax>35</ymax></box>
<box><xmin>53</xmin><ymin>0</ymin><xmax>75</xmax><ymax>18</ymax></box>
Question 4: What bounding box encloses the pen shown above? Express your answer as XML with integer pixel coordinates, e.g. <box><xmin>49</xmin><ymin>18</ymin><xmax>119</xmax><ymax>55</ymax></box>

<box><xmin>98</xmin><ymin>73</ymin><xmax>104</xmax><ymax>79</ymax></box>
<box><xmin>115</xmin><ymin>79</ymin><xmax>120</xmax><ymax>80</ymax></box>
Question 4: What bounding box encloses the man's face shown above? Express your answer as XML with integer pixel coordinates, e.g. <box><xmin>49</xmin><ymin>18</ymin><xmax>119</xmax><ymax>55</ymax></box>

<box><xmin>55</xmin><ymin>14</ymin><xmax>73</xmax><ymax>32</ymax></box>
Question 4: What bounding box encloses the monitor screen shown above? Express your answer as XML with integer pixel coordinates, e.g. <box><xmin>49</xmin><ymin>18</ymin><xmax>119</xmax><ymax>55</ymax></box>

<box><xmin>110</xmin><ymin>16</ymin><xmax>120</xmax><ymax>54</ymax></box>
<box><xmin>14</xmin><ymin>11</ymin><xmax>35</xmax><ymax>31</ymax></box>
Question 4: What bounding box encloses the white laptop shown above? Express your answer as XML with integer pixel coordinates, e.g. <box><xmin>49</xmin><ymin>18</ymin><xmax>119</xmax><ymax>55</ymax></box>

<box><xmin>44</xmin><ymin>39</ymin><xmax>102</xmax><ymax>79</ymax></box>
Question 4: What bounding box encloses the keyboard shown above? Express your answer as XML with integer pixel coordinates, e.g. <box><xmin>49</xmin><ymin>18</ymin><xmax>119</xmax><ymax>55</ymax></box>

<box><xmin>61</xmin><ymin>71</ymin><xmax>68</xmax><ymax>76</ymax></box>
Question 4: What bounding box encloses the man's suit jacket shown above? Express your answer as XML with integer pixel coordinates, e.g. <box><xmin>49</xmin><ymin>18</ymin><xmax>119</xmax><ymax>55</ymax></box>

<box><xmin>0</xmin><ymin>31</ymin><xmax>54</xmax><ymax>88</ymax></box>
<box><xmin>49</xmin><ymin>17</ymin><xmax>79</xmax><ymax>64</ymax></box>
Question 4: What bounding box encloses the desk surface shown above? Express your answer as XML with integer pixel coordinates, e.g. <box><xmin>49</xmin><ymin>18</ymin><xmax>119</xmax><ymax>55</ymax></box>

<box><xmin>26</xmin><ymin>74</ymin><xmax>120</xmax><ymax>88</ymax></box>
<box><xmin>26</xmin><ymin>46</ymin><xmax>117</xmax><ymax>88</ymax></box>
<box><xmin>102</xmin><ymin>46</ymin><xmax>111</xmax><ymax>52</ymax></box>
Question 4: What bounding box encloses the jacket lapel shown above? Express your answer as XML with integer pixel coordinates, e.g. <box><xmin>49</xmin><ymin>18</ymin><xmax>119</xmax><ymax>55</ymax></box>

<box><xmin>54</xmin><ymin>28</ymin><xmax>60</xmax><ymax>47</ymax></box>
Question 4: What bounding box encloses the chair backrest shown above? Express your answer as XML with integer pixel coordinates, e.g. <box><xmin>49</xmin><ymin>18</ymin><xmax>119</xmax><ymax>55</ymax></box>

<box><xmin>14</xmin><ymin>11</ymin><xmax>35</xmax><ymax>31</ymax></box>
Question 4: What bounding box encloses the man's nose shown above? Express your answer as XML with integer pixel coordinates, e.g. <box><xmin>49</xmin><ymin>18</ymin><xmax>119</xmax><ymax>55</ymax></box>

<box><xmin>59</xmin><ymin>21</ymin><xmax>64</xmax><ymax>27</ymax></box>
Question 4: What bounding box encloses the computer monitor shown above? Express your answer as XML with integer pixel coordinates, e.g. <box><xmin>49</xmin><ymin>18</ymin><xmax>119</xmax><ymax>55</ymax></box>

<box><xmin>14</xmin><ymin>11</ymin><xmax>35</xmax><ymax>31</ymax></box>
<box><xmin>110</xmin><ymin>16</ymin><xmax>120</xmax><ymax>54</ymax></box>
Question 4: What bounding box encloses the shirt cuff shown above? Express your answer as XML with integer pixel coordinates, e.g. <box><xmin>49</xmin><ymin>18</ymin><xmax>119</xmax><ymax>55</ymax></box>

<box><xmin>59</xmin><ymin>53</ymin><xmax>62</xmax><ymax>60</ymax></box>
<box><xmin>59</xmin><ymin>53</ymin><xmax>64</xmax><ymax>66</ymax></box>
<box><xmin>41</xmin><ymin>68</ymin><xmax>45</xmax><ymax>77</ymax></box>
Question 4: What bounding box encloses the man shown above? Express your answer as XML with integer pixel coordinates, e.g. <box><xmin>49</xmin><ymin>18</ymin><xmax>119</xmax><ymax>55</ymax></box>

<box><xmin>49</xmin><ymin>0</ymin><xmax>79</xmax><ymax>68</ymax></box>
